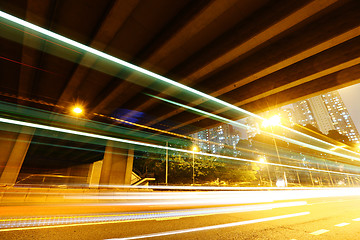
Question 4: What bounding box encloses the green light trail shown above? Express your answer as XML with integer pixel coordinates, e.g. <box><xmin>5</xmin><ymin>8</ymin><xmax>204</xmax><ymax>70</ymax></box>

<box><xmin>0</xmin><ymin>11</ymin><xmax>358</xmax><ymax>160</ymax></box>
<box><xmin>148</xmin><ymin>94</ymin><xmax>360</xmax><ymax>162</ymax></box>
<box><xmin>0</xmin><ymin>116</ymin><xmax>359</xmax><ymax>177</ymax></box>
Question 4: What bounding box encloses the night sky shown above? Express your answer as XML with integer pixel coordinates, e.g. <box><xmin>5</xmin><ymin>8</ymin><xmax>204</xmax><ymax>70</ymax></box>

<box><xmin>339</xmin><ymin>83</ymin><xmax>360</xmax><ymax>132</ymax></box>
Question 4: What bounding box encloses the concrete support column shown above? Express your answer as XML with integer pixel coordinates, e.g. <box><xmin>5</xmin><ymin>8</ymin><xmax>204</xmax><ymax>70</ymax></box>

<box><xmin>64</xmin><ymin>163</ymin><xmax>92</xmax><ymax>186</ymax></box>
<box><xmin>0</xmin><ymin>127</ymin><xmax>34</xmax><ymax>186</ymax></box>
<box><xmin>99</xmin><ymin>141</ymin><xmax>134</xmax><ymax>186</ymax></box>
<box><xmin>88</xmin><ymin>160</ymin><xmax>103</xmax><ymax>187</ymax></box>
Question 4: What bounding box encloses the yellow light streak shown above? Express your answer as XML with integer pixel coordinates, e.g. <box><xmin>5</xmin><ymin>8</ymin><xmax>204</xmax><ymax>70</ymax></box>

<box><xmin>105</xmin><ymin>212</ymin><xmax>310</xmax><ymax>240</ymax></box>
<box><xmin>330</xmin><ymin>145</ymin><xmax>346</xmax><ymax>151</ymax></box>
<box><xmin>148</xmin><ymin>94</ymin><xmax>360</xmax><ymax>162</ymax></box>
<box><xmin>0</xmin><ymin>117</ymin><xmax>358</xmax><ymax>178</ymax></box>
<box><xmin>0</xmin><ymin>201</ymin><xmax>307</xmax><ymax>230</ymax></box>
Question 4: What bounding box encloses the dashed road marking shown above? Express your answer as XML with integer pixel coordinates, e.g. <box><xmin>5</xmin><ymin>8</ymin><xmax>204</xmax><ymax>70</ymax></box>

<box><xmin>335</xmin><ymin>222</ymin><xmax>350</xmax><ymax>227</ymax></box>
<box><xmin>310</xmin><ymin>229</ymin><xmax>329</xmax><ymax>235</ymax></box>
<box><xmin>155</xmin><ymin>217</ymin><xmax>180</xmax><ymax>221</ymax></box>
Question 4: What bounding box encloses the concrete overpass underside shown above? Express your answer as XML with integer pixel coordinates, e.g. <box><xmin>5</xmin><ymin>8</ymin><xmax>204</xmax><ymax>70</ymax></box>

<box><xmin>1</xmin><ymin>0</ymin><xmax>360</xmax><ymax>133</ymax></box>
<box><xmin>1</xmin><ymin>0</ymin><xmax>360</xmax><ymax>185</ymax></box>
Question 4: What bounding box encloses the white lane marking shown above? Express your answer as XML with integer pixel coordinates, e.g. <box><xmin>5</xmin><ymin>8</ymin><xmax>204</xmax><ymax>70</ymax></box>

<box><xmin>352</xmin><ymin>218</ymin><xmax>360</xmax><ymax>221</ymax></box>
<box><xmin>105</xmin><ymin>212</ymin><xmax>310</xmax><ymax>240</ymax></box>
<box><xmin>335</xmin><ymin>222</ymin><xmax>350</xmax><ymax>227</ymax></box>
<box><xmin>310</xmin><ymin>229</ymin><xmax>329</xmax><ymax>235</ymax></box>
<box><xmin>155</xmin><ymin>217</ymin><xmax>180</xmax><ymax>221</ymax></box>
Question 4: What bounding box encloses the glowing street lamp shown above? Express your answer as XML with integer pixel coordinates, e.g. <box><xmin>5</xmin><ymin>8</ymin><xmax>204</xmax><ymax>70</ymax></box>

<box><xmin>262</xmin><ymin>115</ymin><xmax>281</xmax><ymax>128</ymax></box>
<box><xmin>72</xmin><ymin>106</ymin><xmax>83</xmax><ymax>115</ymax></box>
<box><xmin>259</xmin><ymin>157</ymin><xmax>266</xmax><ymax>163</ymax></box>
<box><xmin>192</xmin><ymin>146</ymin><xmax>198</xmax><ymax>185</ymax></box>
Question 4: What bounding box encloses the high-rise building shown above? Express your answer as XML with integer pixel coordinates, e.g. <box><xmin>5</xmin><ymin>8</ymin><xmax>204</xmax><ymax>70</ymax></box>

<box><xmin>293</xmin><ymin>100</ymin><xmax>318</xmax><ymax>129</ymax></box>
<box><xmin>191</xmin><ymin>124</ymin><xmax>241</xmax><ymax>153</ymax></box>
<box><xmin>322</xmin><ymin>91</ymin><xmax>359</xmax><ymax>143</ymax></box>
<box><xmin>293</xmin><ymin>91</ymin><xmax>360</xmax><ymax>143</ymax></box>
<box><xmin>293</xmin><ymin>96</ymin><xmax>334</xmax><ymax>134</ymax></box>
<box><xmin>192</xmin><ymin>90</ymin><xmax>359</xmax><ymax>147</ymax></box>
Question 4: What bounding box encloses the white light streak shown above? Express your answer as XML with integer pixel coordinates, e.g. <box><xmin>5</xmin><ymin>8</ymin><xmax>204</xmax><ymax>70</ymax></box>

<box><xmin>64</xmin><ymin>188</ymin><xmax>360</xmax><ymax>205</ymax></box>
<box><xmin>1</xmin><ymin>10</ymin><xmax>357</xmax><ymax>159</ymax></box>
<box><xmin>149</xmin><ymin>94</ymin><xmax>360</xmax><ymax>162</ymax></box>
<box><xmin>0</xmin><ymin>116</ymin><xmax>359</xmax><ymax>178</ymax></box>
<box><xmin>0</xmin><ymin>10</ymin><xmax>258</xmax><ymax>119</ymax></box>
<box><xmin>106</xmin><ymin>212</ymin><xmax>310</xmax><ymax>240</ymax></box>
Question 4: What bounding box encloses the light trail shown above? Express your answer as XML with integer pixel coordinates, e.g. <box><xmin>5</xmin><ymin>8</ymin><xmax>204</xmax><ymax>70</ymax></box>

<box><xmin>0</xmin><ymin>21</ymin><xmax>81</xmax><ymax>54</ymax></box>
<box><xmin>0</xmin><ymin>201</ymin><xmax>306</xmax><ymax>230</ymax></box>
<box><xmin>0</xmin><ymin>116</ymin><xmax>359</xmax><ymax>177</ymax></box>
<box><xmin>102</xmin><ymin>185</ymin><xmax>358</xmax><ymax>191</ymax></box>
<box><xmin>148</xmin><ymin>94</ymin><xmax>360</xmax><ymax>161</ymax></box>
<box><xmin>3</xmin><ymin>188</ymin><xmax>360</xmax><ymax>232</ymax></box>
<box><xmin>0</xmin><ymin>10</ymin><xmax>357</xmax><ymax>160</ymax></box>
<box><xmin>0</xmin><ymin>11</ymin><xmax>259</xmax><ymax>118</ymax></box>
<box><xmin>0</xmin><ymin>55</ymin><xmax>56</xmax><ymax>74</ymax></box>
<box><xmin>64</xmin><ymin>188</ymin><xmax>360</xmax><ymax>205</ymax></box>
<box><xmin>106</xmin><ymin>212</ymin><xmax>310</xmax><ymax>240</ymax></box>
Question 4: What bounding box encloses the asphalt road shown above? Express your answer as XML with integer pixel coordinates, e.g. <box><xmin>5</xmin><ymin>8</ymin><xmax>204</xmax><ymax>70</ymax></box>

<box><xmin>1</xmin><ymin>194</ymin><xmax>360</xmax><ymax>239</ymax></box>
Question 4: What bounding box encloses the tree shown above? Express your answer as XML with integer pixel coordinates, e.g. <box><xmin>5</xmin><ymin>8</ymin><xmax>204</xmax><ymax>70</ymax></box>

<box><xmin>327</xmin><ymin>130</ymin><xmax>349</xmax><ymax>143</ymax></box>
<box><xmin>133</xmin><ymin>140</ymin><xmax>258</xmax><ymax>185</ymax></box>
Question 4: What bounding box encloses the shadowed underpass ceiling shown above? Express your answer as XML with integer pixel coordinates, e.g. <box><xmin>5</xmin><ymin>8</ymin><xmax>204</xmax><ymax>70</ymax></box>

<box><xmin>1</xmin><ymin>0</ymin><xmax>360</xmax><ymax>135</ymax></box>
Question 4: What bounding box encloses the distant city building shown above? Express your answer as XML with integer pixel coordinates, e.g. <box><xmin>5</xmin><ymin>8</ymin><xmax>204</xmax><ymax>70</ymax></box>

<box><xmin>293</xmin><ymin>96</ymin><xmax>333</xmax><ymax>134</ymax></box>
<box><xmin>293</xmin><ymin>99</ymin><xmax>317</xmax><ymax>127</ymax></box>
<box><xmin>191</xmin><ymin>124</ymin><xmax>241</xmax><ymax>153</ymax></box>
<box><xmin>293</xmin><ymin>91</ymin><xmax>360</xmax><ymax>143</ymax></box>
<box><xmin>322</xmin><ymin>91</ymin><xmax>360</xmax><ymax>143</ymax></box>
<box><xmin>192</xmin><ymin>90</ymin><xmax>360</xmax><ymax>147</ymax></box>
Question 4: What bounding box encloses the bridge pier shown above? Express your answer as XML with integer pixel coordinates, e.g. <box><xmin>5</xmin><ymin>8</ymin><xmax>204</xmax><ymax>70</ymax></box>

<box><xmin>0</xmin><ymin>127</ymin><xmax>34</xmax><ymax>186</ymax></box>
<box><xmin>97</xmin><ymin>141</ymin><xmax>134</xmax><ymax>186</ymax></box>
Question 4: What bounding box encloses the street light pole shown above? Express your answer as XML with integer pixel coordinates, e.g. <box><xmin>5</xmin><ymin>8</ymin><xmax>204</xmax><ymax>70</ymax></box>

<box><xmin>263</xmin><ymin>115</ymin><xmax>287</xmax><ymax>186</ymax></box>
<box><xmin>259</xmin><ymin>157</ymin><xmax>272</xmax><ymax>186</ymax></box>
<box><xmin>192</xmin><ymin>151</ymin><xmax>195</xmax><ymax>185</ymax></box>
<box><xmin>192</xmin><ymin>146</ymin><xmax>198</xmax><ymax>185</ymax></box>
<box><xmin>165</xmin><ymin>141</ymin><xmax>168</xmax><ymax>185</ymax></box>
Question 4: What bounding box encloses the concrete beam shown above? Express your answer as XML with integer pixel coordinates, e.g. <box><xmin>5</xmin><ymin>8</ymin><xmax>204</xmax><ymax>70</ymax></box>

<box><xmin>18</xmin><ymin>0</ymin><xmax>52</xmax><ymax>100</ymax></box>
<box><xmin>90</xmin><ymin>0</ymin><xmax>239</xmax><ymax>114</ymax></box>
<box><xmin>146</xmin><ymin>1</ymin><xmax>360</xmax><ymax>129</ymax></box>
<box><xmin>191</xmin><ymin>63</ymin><xmax>360</xmax><ymax>130</ymax></box>
<box><xmin>57</xmin><ymin>0</ymin><xmax>139</xmax><ymax>106</ymax></box>
<box><xmin>164</xmin><ymin>33</ymin><xmax>360</xmax><ymax>131</ymax></box>
<box><xmin>134</xmin><ymin>0</ymin><xmax>343</xmax><ymax>127</ymax></box>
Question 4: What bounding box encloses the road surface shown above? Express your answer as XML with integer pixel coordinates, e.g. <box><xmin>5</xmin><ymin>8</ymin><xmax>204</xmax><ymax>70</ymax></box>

<box><xmin>1</xmin><ymin>190</ymin><xmax>360</xmax><ymax>239</ymax></box>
